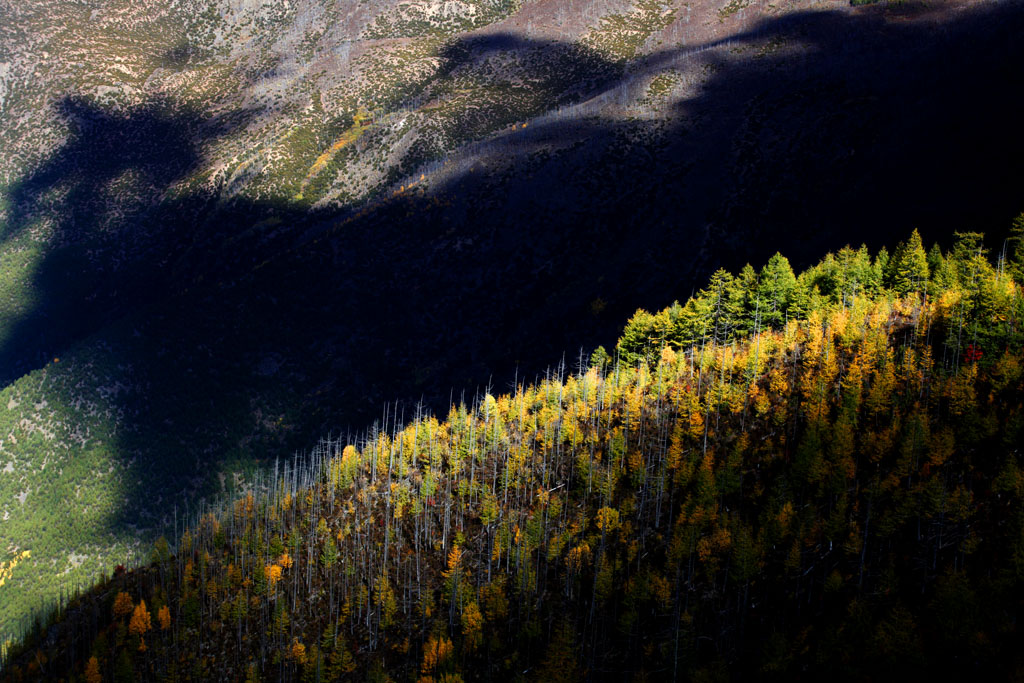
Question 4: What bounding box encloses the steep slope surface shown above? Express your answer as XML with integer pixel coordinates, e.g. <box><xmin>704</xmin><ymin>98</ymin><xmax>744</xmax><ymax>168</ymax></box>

<box><xmin>1</xmin><ymin>0</ymin><xmax>1024</xmax><ymax>643</ymax></box>
<box><xmin>3</xmin><ymin>232</ymin><xmax>1024</xmax><ymax>680</ymax></box>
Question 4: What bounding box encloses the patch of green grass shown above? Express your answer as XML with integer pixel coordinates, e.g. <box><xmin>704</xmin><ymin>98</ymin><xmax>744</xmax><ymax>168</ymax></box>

<box><xmin>639</xmin><ymin>70</ymin><xmax>682</xmax><ymax>108</ymax></box>
<box><xmin>582</xmin><ymin>0</ymin><xmax>676</xmax><ymax>62</ymax></box>
<box><xmin>719</xmin><ymin>0</ymin><xmax>752</xmax><ymax>20</ymax></box>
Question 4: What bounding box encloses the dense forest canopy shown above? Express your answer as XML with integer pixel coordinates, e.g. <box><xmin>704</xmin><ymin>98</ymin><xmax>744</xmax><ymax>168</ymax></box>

<box><xmin>3</xmin><ymin>226</ymin><xmax>1023</xmax><ymax>681</ymax></box>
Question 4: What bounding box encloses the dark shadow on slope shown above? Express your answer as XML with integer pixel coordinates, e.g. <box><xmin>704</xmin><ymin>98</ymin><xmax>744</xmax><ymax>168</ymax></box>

<box><xmin>0</xmin><ymin>95</ymin><xmax>248</xmax><ymax>385</ymax></box>
<box><xmin>1</xmin><ymin>0</ymin><xmax>1024</xmax><ymax>650</ymax></box>
<box><xmin>666</xmin><ymin>3</ymin><xmax>1024</xmax><ymax>269</ymax></box>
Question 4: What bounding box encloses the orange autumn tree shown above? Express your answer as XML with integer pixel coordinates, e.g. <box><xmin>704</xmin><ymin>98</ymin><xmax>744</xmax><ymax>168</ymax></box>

<box><xmin>129</xmin><ymin>600</ymin><xmax>152</xmax><ymax>651</ymax></box>
<box><xmin>289</xmin><ymin>638</ymin><xmax>307</xmax><ymax>666</ymax></box>
<box><xmin>84</xmin><ymin>656</ymin><xmax>101</xmax><ymax>683</ymax></box>
<box><xmin>112</xmin><ymin>591</ymin><xmax>134</xmax><ymax>620</ymax></box>
<box><xmin>265</xmin><ymin>563</ymin><xmax>283</xmax><ymax>588</ymax></box>
<box><xmin>460</xmin><ymin>600</ymin><xmax>483</xmax><ymax>652</ymax></box>
<box><xmin>420</xmin><ymin>635</ymin><xmax>454</xmax><ymax>680</ymax></box>
<box><xmin>157</xmin><ymin>605</ymin><xmax>171</xmax><ymax>631</ymax></box>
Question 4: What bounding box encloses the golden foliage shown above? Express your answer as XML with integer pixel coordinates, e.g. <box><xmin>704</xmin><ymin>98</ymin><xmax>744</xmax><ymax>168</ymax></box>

<box><xmin>10</xmin><ymin>242</ymin><xmax>1024</xmax><ymax>680</ymax></box>
<box><xmin>480</xmin><ymin>579</ymin><xmax>508</xmax><ymax>622</ymax></box>
<box><xmin>158</xmin><ymin>605</ymin><xmax>171</xmax><ymax>631</ymax></box>
<box><xmin>375</xmin><ymin>573</ymin><xmax>398</xmax><ymax>628</ymax></box>
<box><xmin>776</xmin><ymin>501</ymin><xmax>794</xmax><ymax>533</ymax></box>
<box><xmin>112</xmin><ymin>591</ymin><xmax>134</xmax><ymax>620</ymax></box>
<box><xmin>289</xmin><ymin>638</ymin><xmax>307</xmax><ymax>665</ymax></box>
<box><xmin>649</xmin><ymin>572</ymin><xmax>673</xmax><ymax>608</ymax></box>
<box><xmin>227</xmin><ymin>563</ymin><xmax>242</xmax><ymax>588</ymax></box>
<box><xmin>461</xmin><ymin>600</ymin><xmax>483</xmax><ymax>651</ymax></box>
<box><xmin>85</xmin><ymin>656</ymin><xmax>101</xmax><ymax>683</ymax></box>
<box><xmin>442</xmin><ymin>545</ymin><xmax>462</xmax><ymax>579</ymax></box>
<box><xmin>595</xmin><ymin>507</ymin><xmax>620</xmax><ymax>533</ymax></box>
<box><xmin>697</xmin><ymin>526</ymin><xmax>732</xmax><ymax>564</ymax></box>
<box><xmin>200</xmin><ymin>512</ymin><xmax>221</xmax><ymax>538</ymax></box>
<box><xmin>265</xmin><ymin>564</ymin><xmax>283</xmax><ymax>587</ymax></box>
<box><xmin>234</xmin><ymin>493</ymin><xmax>255</xmax><ymax>524</ymax></box>
<box><xmin>129</xmin><ymin>600</ymin><xmax>152</xmax><ymax>637</ymax></box>
<box><xmin>566</xmin><ymin>543</ymin><xmax>591</xmax><ymax>574</ymax></box>
<box><xmin>421</xmin><ymin>636</ymin><xmax>453</xmax><ymax>675</ymax></box>
<box><xmin>0</xmin><ymin>550</ymin><xmax>30</xmax><ymax>589</ymax></box>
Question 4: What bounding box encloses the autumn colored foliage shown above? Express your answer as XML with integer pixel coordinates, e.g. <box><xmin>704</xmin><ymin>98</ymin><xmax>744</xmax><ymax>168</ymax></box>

<box><xmin>128</xmin><ymin>601</ymin><xmax>151</xmax><ymax>638</ymax></box>
<box><xmin>3</xmin><ymin>230</ymin><xmax>1024</xmax><ymax>680</ymax></box>
<box><xmin>111</xmin><ymin>592</ymin><xmax>134</xmax><ymax>620</ymax></box>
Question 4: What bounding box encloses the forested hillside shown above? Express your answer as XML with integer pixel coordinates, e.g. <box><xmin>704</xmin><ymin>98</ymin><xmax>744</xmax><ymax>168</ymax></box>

<box><xmin>3</xmin><ymin>228</ymin><xmax>1023</xmax><ymax>680</ymax></box>
<box><xmin>3</xmin><ymin>0</ymin><xmax>1024</xmax><ymax>645</ymax></box>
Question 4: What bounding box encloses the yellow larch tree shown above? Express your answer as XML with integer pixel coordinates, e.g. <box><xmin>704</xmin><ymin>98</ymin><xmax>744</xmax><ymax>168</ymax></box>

<box><xmin>129</xmin><ymin>600</ymin><xmax>152</xmax><ymax>651</ymax></box>
<box><xmin>112</xmin><ymin>591</ymin><xmax>134</xmax><ymax>620</ymax></box>
<box><xmin>158</xmin><ymin>605</ymin><xmax>171</xmax><ymax>631</ymax></box>
<box><xmin>460</xmin><ymin>600</ymin><xmax>483</xmax><ymax>651</ymax></box>
<box><xmin>84</xmin><ymin>656</ymin><xmax>101</xmax><ymax>683</ymax></box>
<box><xmin>290</xmin><ymin>637</ymin><xmax>307</xmax><ymax>666</ymax></box>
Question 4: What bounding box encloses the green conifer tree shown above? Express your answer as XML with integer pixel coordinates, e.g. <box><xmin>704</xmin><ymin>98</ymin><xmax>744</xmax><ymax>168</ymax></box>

<box><xmin>735</xmin><ymin>264</ymin><xmax>760</xmax><ymax>336</ymax></box>
<box><xmin>616</xmin><ymin>310</ymin><xmax>657</xmax><ymax>366</ymax></box>
<box><xmin>757</xmin><ymin>253</ymin><xmax>797</xmax><ymax>328</ymax></box>
<box><xmin>885</xmin><ymin>229</ymin><xmax>929</xmax><ymax>295</ymax></box>
<box><xmin>1006</xmin><ymin>213</ymin><xmax>1024</xmax><ymax>284</ymax></box>
<box><xmin>787</xmin><ymin>274</ymin><xmax>813</xmax><ymax>322</ymax></box>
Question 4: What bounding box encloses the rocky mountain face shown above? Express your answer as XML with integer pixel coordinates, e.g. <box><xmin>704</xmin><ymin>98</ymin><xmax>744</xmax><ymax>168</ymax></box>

<box><xmin>0</xmin><ymin>0</ymin><xmax>1023</xmax><ymax>642</ymax></box>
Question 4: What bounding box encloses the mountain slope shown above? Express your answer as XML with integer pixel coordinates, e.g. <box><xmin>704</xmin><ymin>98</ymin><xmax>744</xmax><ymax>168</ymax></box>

<box><xmin>2</xmin><ymin>0</ymin><xmax>1024</xmax><ymax>643</ymax></box>
<box><xmin>3</xmin><ymin>231</ymin><xmax>1024</xmax><ymax>680</ymax></box>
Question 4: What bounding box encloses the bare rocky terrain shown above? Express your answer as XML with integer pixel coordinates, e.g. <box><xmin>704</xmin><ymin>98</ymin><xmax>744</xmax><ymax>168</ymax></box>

<box><xmin>1</xmin><ymin>0</ymin><xmax>1023</xmax><ymax>645</ymax></box>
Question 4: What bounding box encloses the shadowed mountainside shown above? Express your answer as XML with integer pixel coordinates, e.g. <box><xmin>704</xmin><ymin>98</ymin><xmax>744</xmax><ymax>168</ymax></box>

<box><xmin>1</xmin><ymin>0</ymin><xmax>1024</xmax><ymax>639</ymax></box>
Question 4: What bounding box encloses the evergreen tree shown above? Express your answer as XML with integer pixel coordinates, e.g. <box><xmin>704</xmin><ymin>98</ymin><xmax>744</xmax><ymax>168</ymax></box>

<box><xmin>676</xmin><ymin>293</ymin><xmax>713</xmax><ymax>348</ymax></box>
<box><xmin>950</xmin><ymin>231</ymin><xmax>989</xmax><ymax>287</ymax></box>
<box><xmin>873</xmin><ymin>246</ymin><xmax>890</xmax><ymax>288</ymax></box>
<box><xmin>589</xmin><ymin>345</ymin><xmax>611</xmax><ymax>372</ymax></box>
<box><xmin>320</xmin><ymin>536</ymin><xmax>338</xmax><ymax>569</ymax></box>
<box><xmin>885</xmin><ymin>229</ymin><xmax>930</xmax><ymax>295</ymax></box>
<box><xmin>757</xmin><ymin>253</ymin><xmax>797</xmax><ymax>328</ymax></box>
<box><xmin>617</xmin><ymin>310</ymin><xmax>657</xmax><ymax>366</ymax></box>
<box><xmin>735</xmin><ymin>264</ymin><xmax>760</xmax><ymax>336</ymax></box>
<box><xmin>1007</xmin><ymin>213</ymin><xmax>1024</xmax><ymax>284</ymax></box>
<box><xmin>856</xmin><ymin>244</ymin><xmax>884</xmax><ymax>299</ymax></box>
<box><xmin>788</xmin><ymin>274</ymin><xmax>814</xmax><ymax>322</ymax></box>
<box><xmin>702</xmin><ymin>268</ymin><xmax>743</xmax><ymax>343</ymax></box>
<box><xmin>926</xmin><ymin>243</ymin><xmax>952</xmax><ymax>296</ymax></box>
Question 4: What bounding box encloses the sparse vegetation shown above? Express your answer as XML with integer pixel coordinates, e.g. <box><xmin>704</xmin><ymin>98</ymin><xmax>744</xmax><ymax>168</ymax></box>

<box><xmin>719</xmin><ymin>0</ymin><xmax>752</xmax><ymax>20</ymax></box>
<box><xmin>363</xmin><ymin>0</ymin><xmax>520</xmax><ymax>39</ymax></box>
<box><xmin>582</xmin><ymin>0</ymin><xmax>676</xmax><ymax>62</ymax></box>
